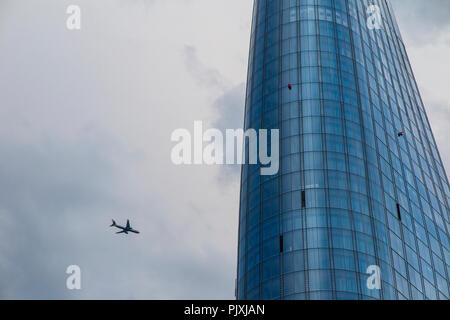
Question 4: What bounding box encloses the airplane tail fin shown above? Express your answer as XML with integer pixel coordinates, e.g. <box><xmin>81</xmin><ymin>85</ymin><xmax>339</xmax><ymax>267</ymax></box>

<box><xmin>110</xmin><ymin>219</ymin><xmax>116</xmax><ymax>227</ymax></box>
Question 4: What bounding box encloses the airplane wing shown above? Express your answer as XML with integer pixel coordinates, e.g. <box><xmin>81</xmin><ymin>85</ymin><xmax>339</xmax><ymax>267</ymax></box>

<box><xmin>116</xmin><ymin>230</ymin><xmax>127</xmax><ymax>234</ymax></box>
<box><xmin>126</xmin><ymin>220</ymin><xmax>131</xmax><ymax>229</ymax></box>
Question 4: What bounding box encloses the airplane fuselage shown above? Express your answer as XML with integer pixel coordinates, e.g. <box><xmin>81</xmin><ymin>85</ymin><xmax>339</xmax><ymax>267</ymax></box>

<box><xmin>110</xmin><ymin>220</ymin><xmax>140</xmax><ymax>234</ymax></box>
<box><xmin>115</xmin><ymin>225</ymin><xmax>140</xmax><ymax>234</ymax></box>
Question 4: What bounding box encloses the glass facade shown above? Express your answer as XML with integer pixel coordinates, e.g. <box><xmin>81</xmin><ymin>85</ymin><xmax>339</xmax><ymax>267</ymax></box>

<box><xmin>237</xmin><ymin>0</ymin><xmax>450</xmax><ymax>300</ymax></box>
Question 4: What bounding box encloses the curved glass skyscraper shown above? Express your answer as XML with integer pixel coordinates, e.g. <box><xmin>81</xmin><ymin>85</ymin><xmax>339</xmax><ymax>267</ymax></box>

<box><xmin>237</xmin><ymin>0</ymin><xmax>450</xmax><ymax>300</ymax></box>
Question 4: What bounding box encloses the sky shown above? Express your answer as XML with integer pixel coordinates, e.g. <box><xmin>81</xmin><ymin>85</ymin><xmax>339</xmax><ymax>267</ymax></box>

<box><xmin>0</xmin><ymin>0</ymin><xmax>448</xmax><ymax>299</ymax></box>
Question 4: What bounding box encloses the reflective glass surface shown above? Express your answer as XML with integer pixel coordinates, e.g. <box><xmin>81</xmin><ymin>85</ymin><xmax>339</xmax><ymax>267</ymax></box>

<box><xmin>237</xmin><ymin>0</ymin><xmax>450</xmax><ymax>300</ymax></box>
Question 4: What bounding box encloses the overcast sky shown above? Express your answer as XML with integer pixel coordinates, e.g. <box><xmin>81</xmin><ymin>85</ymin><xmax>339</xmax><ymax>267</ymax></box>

<box><xmin>0</xmin><ymin>0</ymin><xmax>448</xmax><ymax>299</ymax></box>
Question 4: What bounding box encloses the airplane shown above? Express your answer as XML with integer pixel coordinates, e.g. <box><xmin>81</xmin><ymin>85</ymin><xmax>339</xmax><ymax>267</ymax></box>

<box><xmin>110</xmin><ymin>219</ymin><xmax>140</xmax><ymax>235</ymax></box>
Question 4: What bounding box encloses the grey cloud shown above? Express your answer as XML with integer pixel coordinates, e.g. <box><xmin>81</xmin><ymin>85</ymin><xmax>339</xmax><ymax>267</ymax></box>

<box><xmin>184</xmin><ymin>45</ymin><xmax>227</xmax><ymax>89</ymax></box>
<box><xmin>213</xmin><ymin>83</ymin><xmax>246</xmax><ymax>184</ymax></box>
<box><xmin>213</xmin><ymin>83</ymin><xmax>245</xmax><ymax>131</ymax></box>
<box><xmin>390</xmin><ymin>0</ymin><xmax>450</xmax><ymax>44</ymax></box>
<box><xmin>0</xmin><ymin>0</ymin><xmax>242</xmax><ymax>300</ymax></box>
<box><xmin>0</xmin><ymin>131</ymin><xmax>125</xmax><ymax>299</ymax></box>
<box><xmin>424</xmin><ymin>99</ymin><xmax>450</xmax><ymax>175</ymax></box>
<box><xmin>0</xmin><ymin>0</ymin><xmax>448</xmax><ymax>300</ymax></box>
<box><xmin>183</xmin><ymin>44</ymin><xmax>246</xmax><ymax>182</ymax></box>
<box><xmin>0</xmin><ymin>127</ymin><xmax>235</xmax><ymax>299</ymax></box>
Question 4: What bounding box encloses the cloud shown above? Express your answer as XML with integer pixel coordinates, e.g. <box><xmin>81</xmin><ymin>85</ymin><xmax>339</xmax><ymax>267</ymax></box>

<box><xmin>420</xmin><ymin>97</ymin><xmax>450</xmax><ymax>175</ymax></box>
<box><xmin>212</xmin><ymin>83</ymin><xmax>246</xmax><ymax>183</ymax></box>
<box><xmin>0</xmin><ymin>0</ymin><xmax>447</xmax><ymax>300</ymax></box>
<box><xmin>0</xmin><ymin>132</ymin><xmax>125</xmax><ymax>299</ymax></box>
<box><xmin>183</xmin><ymin>44</ymin><xmax>246</xmax><ymax>182</ymax></box>
<box><xmin>0</xmin><ymin>0</ymin><xmax>251</xmax><ymax>299</ymax></box>
<box><xmin>390</xmin><ymin>0</ymin><xmax>450</xmax><ymax>45</ymax></box>
<box><xmin>402</xmin><ymin>27</ymin><xmax>450</xmax><ymax>176</ymax></box>
<box><xmin>213</xmin><ymin>83</ymin><xmax>245</xmax><ymax>131</ymax></box>
<box><xmin>184</xmin><ymin>45</ymin><xmax>227</xmax><ymax>89</ymax></box>
<box><xmin>182</xmin><ymin>44</ymin><xmax>245</xmax><ymax>131</ymax></box>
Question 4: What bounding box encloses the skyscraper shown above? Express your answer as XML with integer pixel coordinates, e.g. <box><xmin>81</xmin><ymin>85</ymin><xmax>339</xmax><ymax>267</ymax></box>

<box><xmin>236</xmin><ymin>0</ymin><xmax>450</xmax><ymax>300</ymax></box>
